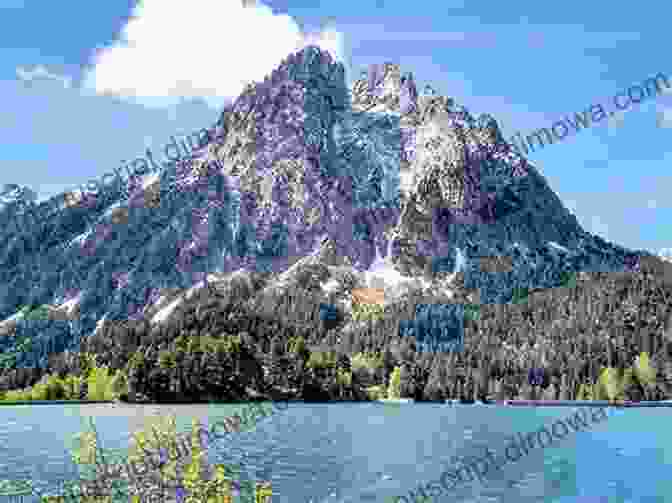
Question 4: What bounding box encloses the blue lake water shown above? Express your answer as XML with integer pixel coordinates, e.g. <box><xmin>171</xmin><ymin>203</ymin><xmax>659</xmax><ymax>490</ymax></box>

<box><xmin>0</xmin><ymin>403</ymin><xmax>668</xmax><ymax>502</ymax></box>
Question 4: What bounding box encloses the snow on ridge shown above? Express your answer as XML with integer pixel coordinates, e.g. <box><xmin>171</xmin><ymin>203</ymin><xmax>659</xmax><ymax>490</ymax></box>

<box><xmin>151</xmin><ymin>296</ymin><xmax>184</xmax><ymax>325</ymax></box>
<box><xmin>547</xmin><ymin>241</ymin><xmax>570</xmax><ymax>253</ymax></box>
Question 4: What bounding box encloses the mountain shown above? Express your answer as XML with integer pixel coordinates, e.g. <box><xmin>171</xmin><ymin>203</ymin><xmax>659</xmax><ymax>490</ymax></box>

<box><xmin>1</xmin><ymin>45</ymin><xmax>670</xmax><ymax>403</ymax></box>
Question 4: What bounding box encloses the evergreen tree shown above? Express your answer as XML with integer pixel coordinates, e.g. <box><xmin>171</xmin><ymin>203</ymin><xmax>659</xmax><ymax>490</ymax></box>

<box><xmin>388</xmin><ymin>366</ymin><xmax>402</xmax><ymax>399</ymax></box>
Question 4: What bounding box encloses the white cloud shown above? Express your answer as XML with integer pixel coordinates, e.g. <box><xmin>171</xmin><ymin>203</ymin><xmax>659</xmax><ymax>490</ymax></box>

<box><xmin>81</xmin><ymin>0</ymin><xmax>350</xmax><ymax>110</ymax></box>
<box><xmin>16</xmin><ymin>65</ymin><xmax>73</xmax><ymax>89</ymax></box>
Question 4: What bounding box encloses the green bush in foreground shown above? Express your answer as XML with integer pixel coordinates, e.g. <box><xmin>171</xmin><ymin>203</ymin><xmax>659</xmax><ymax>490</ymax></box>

<box><xmin>576</xmin><ymin>352</ymin><xmax>657</xmax><ymax>401</ymax></box>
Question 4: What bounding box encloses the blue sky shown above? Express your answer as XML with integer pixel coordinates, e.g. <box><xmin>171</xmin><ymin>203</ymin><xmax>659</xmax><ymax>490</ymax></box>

<box><xmin>1</xmin><ymin>0</ymin><xmax>670</xmax><ymax>255</ymax></box>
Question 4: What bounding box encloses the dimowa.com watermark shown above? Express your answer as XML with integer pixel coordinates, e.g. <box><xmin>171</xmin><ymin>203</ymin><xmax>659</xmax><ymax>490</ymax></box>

<box><xmin>89</xmin><ymin>400</ymin><xmax>288</xmax><ymax>490</ymax></box>
<box><xmin>396</xmin><ymin>406</ymin><xmax>612</xmax><ymax>502</ymax></box>
<box><xmin>2</xmin><ymin>115</ymin><xmax>228</xmax><ymax>237</ymax></box>
<box><xmin>0</xmin><ymin>401</ymin><xmax>287</xmax><ymax>502</ymax></box>
<box><xmin>507</xmin><ymin>71</ymin><xmax>670</xmax><ymax>156</ymax></box>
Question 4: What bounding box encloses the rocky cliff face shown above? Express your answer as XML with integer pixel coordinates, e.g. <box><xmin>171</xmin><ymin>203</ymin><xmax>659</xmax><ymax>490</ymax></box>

<box><xmin>0</xmin><ymin>45</ymin><xmax>650</xmax><ymax>371</ymax></box>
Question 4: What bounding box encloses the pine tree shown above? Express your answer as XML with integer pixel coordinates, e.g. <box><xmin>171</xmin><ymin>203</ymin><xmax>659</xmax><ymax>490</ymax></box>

<box><xmin>387</xmin><ymin>366</ymin><xmax>402</xmax><ymax>399</ymax></box>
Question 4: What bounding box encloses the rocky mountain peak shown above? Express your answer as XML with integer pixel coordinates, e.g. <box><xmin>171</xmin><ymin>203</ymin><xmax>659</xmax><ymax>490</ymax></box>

<box><xmin>0</xmin><ymin>45</ymin><xmax>648</xmax><ymax>361</ymax></box>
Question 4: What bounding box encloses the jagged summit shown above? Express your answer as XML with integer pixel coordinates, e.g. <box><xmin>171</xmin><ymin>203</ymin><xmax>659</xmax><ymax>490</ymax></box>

<box><xmin>0</xmin><ymin>44</ymin><xmax>648</xmax><ymax>363</ymax></box>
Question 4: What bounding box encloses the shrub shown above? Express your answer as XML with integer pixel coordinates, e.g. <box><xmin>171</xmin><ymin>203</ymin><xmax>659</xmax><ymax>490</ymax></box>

<box><xmin>25</xmin><ymin>304</ymin><xmax>50</xmax><ymax>321</ymax></box>
<box><xmin>306</xmin><ymin>351</ymin><xmax>337</xmax><ymax>369</ymax></box>
<box><xmin>127</xmin><ymin>414</ymin><xmax>180</xmax><ymax>466</ymax></box>
<box><xmin>79</xmin><ymin>353</ymin><xmax>98</xmax><ymax>379</ymax></box>
<box><xmin>633</xmin><ymin>352</ymin><xmax>656</xmax><ymax>386</ymax></box>
<box><xmin>86</xmin><ymin>366</ymin><xmax>125</xmax><ymax>400</ymax></box>
<box><xmin>287</xmin><ymin>335</ymin><xmax>306</xmax><ymax>354</ymax></box>
<box><xmin>577</xmin><ymin>352</ymin><xmax>656</xmax><ymax>401</ymax></box>
<box><xmin>365</xmin><ymin>384</ymin><xmax>387</xmax><ymax>400</ymax></box>
<box><xmin>42</xmin><ymin>374</ymin><xmax>67</xmax><ymax>400</ymax></box>
<box><xmin>387</xmin><ymin>366</ymin><xmax>401</xmax><ymax>399</ymax></box>
<box><xmin>336</xmin><ymin>369</ymin><xmax>352</xmax><ymax>387</ymax></box>
<box><xmin>463</xmin><ymin>304</ymin><xmax>480</xmax><ymax>322</ymax></box>
<box><xmin>126</xmin><ymin>350</ymin><xmax>145</xmax><ymax>371</ymax></box>
<box><xmin>159</xmin><ymin>350</ymin><xmax>177</xmax><ymax>369</ymax></box>
<box><xmin>510</xmin><ymin>286</ymin><xmax>530</xmax><ymax>305</ymax></box>
<box><xmin>62</xmin><ymin>375</ymin><xmax>84</xmax><ymax>399</ymax></box>
<box><xmin>575</xmin><ymin>382</ymin><xmax>596</xmax><ymax>400</ymax></box>
<box><xmin>351</xmin><ymin>352</ymin><xmax>384</xmax><ymax>370</ymax></box>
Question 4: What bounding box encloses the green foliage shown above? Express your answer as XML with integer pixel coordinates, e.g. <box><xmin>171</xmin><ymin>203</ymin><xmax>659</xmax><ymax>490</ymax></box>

<box><xmin>127</xmin><ymin>414</ymin><xmax>180</xmax><ymax>466</ymax></box>
<box><xmin>27</xmin><ymin>381</ymin><xmax>49</xmax><ymax>401</ymax></box>
<box><xmin>365</xmin><ymin>384</ymin><xmax>387</xmax><ymax>400</ymax></box>
<box><xmin>510</xmin><ymin>287</ymin><xmax>530</xmax><ymax>305</ymax></box>
<box><xmin>15</xmin><ymin>336</ymin><xmax>32</xmax><ymax>353</ymax></box>
<box><xmin>634</xmin><ymin>352</ymin><xmax>656</xmax><ymax>386</ymax></box>
<box><xmin>336</xmin><ymin>368</ymin><xmax>352</xmax><ymax>387</ymax></box>
<box><xmin>559</xmin><ymin>271</ymin><xmax>577</xmax><ymax>289</ymax></box>
<box><xmin>78</xmin><ymin>352</ymin><xmax>98</xmax><ymax>379</ymax></box>
<box><xmin>351</xmin><ymin>352</ymin><xmax>384</xmax><ymax>370</ymax></box>
<box><xmin>175</xmin><ymin>334</ymin><xmax>241</xmax><ymax>354</ymax></box>
<box><xmin>0</xmin><ymin>336</ymin><xmax>34</xmax><ymax>371</ymax></box>
<box><xmin>62</xmin><ymin>374</ymin><xmax>84</xmax><ymax>399</ymax></box>
<box><xmin>352</xmin><ymin>302</ymin><xmax>385</xmax><ymax>322</ymax></box>
<box><xmin>15</xmin><ymin>304</ymin><xmax>50</xmax><ymax>321</ymax></box>
<box><xmin>108</xmin><ymin>370</ymin><xmax>128</xmax><ymax>398</ymax></box>
<box><xmin>463</xmin><ymin>304</ymin><xmax>480</xmax><ymax>322</ymax></box>
<box><xmin>175</xmin><ymin>335</ymin><xmax>194</xmax><ymax>353</ymax></box>
<box><xmin>0</xmin><ymin>373</ymin><xmax>84</xmax><ymax>402</ymax></box>
<box><xmin>387</xmin><ymin>366</ymin><xmax>402</xmax><ymax>399</ymax></box>
<box><xmin>287</xmin><ymin>335</ymin><xmax>306</xmax><ymax>354</ymax></box>
<box><xmin>306</xmin><ymin>350</ymin><xmax>337</xmax><ymax>369</ymax></box>
<box><xmin>0</xmin><ymin>352</ymin><xmax>17</xmax><ymax>369</ymax></box>
<box><xmin>575</xmin><ymin>382</ymin><xmax>595</xmax><ymax>400</ymax></box>
<box><xmin>26</xmin><ymin>305</ymin><xmax>49</xmax><ymax>321</ymax></box>
<box><xmin>127</xmin><ymin>350</ymin><xmax>145</xmax><ymax>370</ymax></box>
<box><xmin>16</xmin><ymin>304</ymin><xmax>32</xmax><ymax>318</ymax></box>
<box><xmin>1</xmin><ymin>389</ymin><xmax>31</xmax><ymax>401</ymax></box>
<box><xmin>598</xmin><ymin>367</ymin><xmax>624</xmax><ymax>401</ymax></box>
<box><xmin>577</xmin><ymin>352</ymin><xmax>656</xmax><ymax>401</ymax></box>
<box><xmin>159</xmin><ymin>349</ymin><xmax>178</xmax><ymax>369</ymax></box>
<box><xmin>66</xmin><ymin>414</ymin><xmax>245</xmax><ymax>502</ymax></box>
<box><xmin>86</xmin><ymin>366</ymin><xmax>125</xmax><ymax>400</ymax></box>
<box><xmin>70</xmin><ymin>424</ymin><xmax>98</xmax><ymax>466</ymax></box>
<box><xmin>236</xmin><ymin>402</ymin><xmax>274</xmax><ymax>433</ymax></box>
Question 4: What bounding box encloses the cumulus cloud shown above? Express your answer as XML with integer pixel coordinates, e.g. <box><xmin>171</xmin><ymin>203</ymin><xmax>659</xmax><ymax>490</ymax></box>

<box><xmin>16</xmin><ymin>65</ymin><xmax>73</xmax><ymax>89</ymax></box>
<box><xmin>81</xmin><ymin>0</ymin><xmax>350</xmax><ymax>110</ymax></box>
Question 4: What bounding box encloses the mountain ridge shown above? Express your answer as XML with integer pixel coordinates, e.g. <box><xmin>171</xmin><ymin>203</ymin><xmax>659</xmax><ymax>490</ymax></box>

<box><xmin>0</xmin><ymin>44</ymin><xmax>670</xmax><ymax>403</ymax></box>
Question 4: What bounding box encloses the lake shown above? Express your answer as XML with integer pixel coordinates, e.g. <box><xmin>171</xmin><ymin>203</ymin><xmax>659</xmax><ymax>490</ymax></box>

<box><xmin>0</xmin><ymin>403</ymin><xmax>668</xmax><ymax>502</ymax></box>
